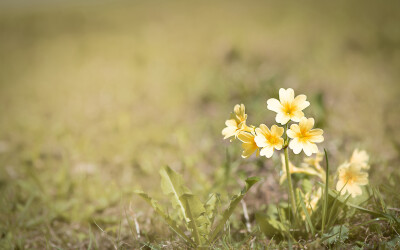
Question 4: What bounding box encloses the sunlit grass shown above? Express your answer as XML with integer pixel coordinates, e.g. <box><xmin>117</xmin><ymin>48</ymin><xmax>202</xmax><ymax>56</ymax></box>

<box><xmin>0</xmin><ymin>0</ymin><xmax>399</xmax><ymax>248</ymax></box>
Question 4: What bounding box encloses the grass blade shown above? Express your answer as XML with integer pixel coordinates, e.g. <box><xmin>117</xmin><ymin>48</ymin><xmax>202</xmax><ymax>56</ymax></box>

<box><xmin>209</xmin><ymin>177</ymin><xmax>260</xmax><ymax>242</ymax></box>
<box><xmin>321</xmin><ymin>148</ymin><xmax>329</xmax><ymax>234</ymax></box>
<box><xmin>297</xmin><ymin>189</ymin><xmax>315</xmax><ymax>236</ymax></box>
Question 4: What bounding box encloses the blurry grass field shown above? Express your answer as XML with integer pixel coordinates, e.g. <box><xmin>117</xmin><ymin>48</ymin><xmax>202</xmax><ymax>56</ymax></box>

<box><xmin>1</xmin><ymin>0</ymin><xmax>400</xmax><ymax>248</ymax></box>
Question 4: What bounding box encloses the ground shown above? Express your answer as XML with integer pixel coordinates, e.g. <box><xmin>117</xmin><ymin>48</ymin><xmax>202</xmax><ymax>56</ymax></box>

<box><xmin>0</xmin><ymin>1</ymin><xmax>400</xmax><ymax>249</ymax></box>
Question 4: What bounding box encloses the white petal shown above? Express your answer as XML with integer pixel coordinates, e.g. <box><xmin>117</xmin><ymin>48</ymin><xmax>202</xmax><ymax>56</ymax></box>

<box><xmin>310</xmin><ymin>134</ymin><xmax>324</xmax><ymax>143</ymax></box>
<box><xmin>279</xmin><ymin>88</ymin><xmax>294</xmax><ymax>103</ymax></box>
<box><xmin>286</xmin><ymin>129</ymin><xmax>296</xmax><ymax>139</ymax></box>
<box><xmin>289</xmin><ymin>139</ymin><xmax>302</xmax><ymax>154</ymax></box>
<box><xmin>222</xmin><ymin>126</ymin><xmax>237</xmax><ymax>139</ymax></box>
<box><xmin>303</xmin><ymin>118</ymin><xmax>315</xmax><ymax>131</ymax></box>
<box><xmin>279</xmin><ymin>88</ymin><xmax>287</xmax><ymax>103</ymax></box>
<box><xmin>260</xmin><ymin>146</ymin><xmax>274</xmax><ymax>158</ymax></box>
<box><xmin>293</xmin><ymin>94</ymin><xmax>310</xmax><ymax>110</ymax></box>
<box><xmin>291</xmin><ymin>111</ymin><xmax>304</xmax><ymax>122</ymax></box>
<box><xmin>303</xmin><ymin>142</ymin><xmax>318</xmax><ymax>156</ymax></box>
<box><xmin>303</xmin><ymin>142</ymin><xmax>313</xmax><ymax>156</ymax></box>
<box><xmin>225</xmin><ymin>119</ymin><xmax>237</xmax><ymax>127</ymax></box>
<box><xmin>276</xmin><ymin>113</ymin><xmax>290</xmax><ymax>125</ymax></box>
<box><xmin>348</xmin><ymin>184</ymin><xmax>362</xmax><ymax>197</ymax></box>
<box><xmin>260</xmin><ymin>124</ymin><xmax>271</xmax><ymax>135</ymax></box>
<box><xmin>336</xmin><ymin>180</ymin><xmax>345</xmax><ymax>192</ymax></box>
<box><xmin>254</xmin><ymin>135</ymin><xmax>268</xmax><ymax>147</ymax></box>
<box><xmin>267</xmin><ymin>98</ymin><xmax>283</xmax><ymax>113</ymax></box>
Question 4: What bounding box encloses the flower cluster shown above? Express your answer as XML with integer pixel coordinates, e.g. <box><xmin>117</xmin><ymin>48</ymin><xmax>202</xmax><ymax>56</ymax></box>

<box><xmin>222</xmin><ymin>88</ymin><xmax>324</xmax><ymax>158</ymax></box>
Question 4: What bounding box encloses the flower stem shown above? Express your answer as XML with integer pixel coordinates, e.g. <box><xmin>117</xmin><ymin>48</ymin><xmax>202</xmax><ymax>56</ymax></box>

<box><xmin>284</xmin><ymin>124</ymin><xmax>297</xmax><ymax>219</ymax></box>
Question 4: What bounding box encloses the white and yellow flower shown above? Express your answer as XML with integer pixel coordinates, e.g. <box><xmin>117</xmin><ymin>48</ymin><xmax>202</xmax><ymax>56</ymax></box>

<box><xmin>237</xmin><ymin>131</ymin><xmax>259</xmax><ymax>158</ymax></box>
<box><xmin>336</xmin><ymin>162</ymin><xmax>369</xmax><ymax>197</ymax></box>
<box><xmin>222</xmin><ymin>104</ymin><xmax>252</xmax><ymax>140</ymax></box>
<box><xmin>286</xmin><ymin>117</ymin><xmax>324</xmax><ymax>156</ymax></box>
<box><xmin>254</xmin><ymin>124</ymin><xmax>284</xmax><ymax>158</ymax></box>
<box><xmin>267</xmin><ymin>88</ymin><xmax>310</xmax><ymax>125</ymax></box>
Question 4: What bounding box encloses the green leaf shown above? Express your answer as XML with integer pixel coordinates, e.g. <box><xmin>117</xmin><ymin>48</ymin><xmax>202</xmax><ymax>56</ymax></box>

<box><xmin>204</xmin><ymin>193</ymin><xmax>220</xmax><ymax>228</ymax></box>
<box><xmin>180</xmin><ymin>194</ymin><xmax>209</xmax><ymax>245</ymax></box>
<box><xmin>255</xmin><ymin>212</ymin><xmax>287</xmax><ymax>238</ymax></box>
<box><xmin>321</xmin><ymin>148</ymin><xmax>329</xmax><ymax>234</ymax></box>
<box><xmin>322</xmin><ymin>225</ymin><xmax>349</xmax><ymax>244</ymax></box>
<box><xmin>160</xmin><ymin>166</ymin><xmax>192</xmax><ymax>221</ymax></box>
<box><xmin>134</xmin><ymin>190</ymin><xmax>194</xmax><ymax>245</ymax></box>
<box><xmin>209</xmin><ymin>177</ymin><xmax>261</xmax><ymax>242</ymax></box>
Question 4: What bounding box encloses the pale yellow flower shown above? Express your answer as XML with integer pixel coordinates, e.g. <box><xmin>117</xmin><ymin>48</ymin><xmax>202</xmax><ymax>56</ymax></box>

<box><xmin>279</xmin><ymin>154</ymin><xmax>321</xmax><ymax>184</ymax></box>
<box><xmin>350</xmin><ymin>148</ymin><xmax>369</xmax><ymax>170</ymax></box>
<box><xmin>222</xmin><ymin>104</ymin><xmax>252</xmax><ymax>140</ymax></box>
<box><xmin>336</xmin><ymin>163</ymin><xmax>369</xmax><ymax>197</ymax></box>
<box><xmin>254</xmin><ymin>124</ymin><xmax>284</xmax><ymax>158</ymax></box>
<box><xmin>287</xmin><ymin>117</ymin><xmax>324</xmax><ymax>156</ymax></box>
<box><xmin>237</xmin><ymin>131</ymin><xmax>259</xmax><ymax>158</ymax></box>
<box><xmin>267</xmin><ymin>88</ymin><xmax>310</xmax><ymax>125</ymax></box>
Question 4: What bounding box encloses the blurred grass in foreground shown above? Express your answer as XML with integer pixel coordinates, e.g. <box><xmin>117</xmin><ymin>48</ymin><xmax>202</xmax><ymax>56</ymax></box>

<box><xmin>0</xmin><ymin>0</ymin><xmax>400</xmax><ymax>248</ymax></box>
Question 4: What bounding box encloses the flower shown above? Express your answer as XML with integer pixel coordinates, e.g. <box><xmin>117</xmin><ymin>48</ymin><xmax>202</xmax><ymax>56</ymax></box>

<box><xmin>237</xmin><ymin>131</ymin><xmax>259</xmax><ymax>158</ymax></box>
<box><xmin>350</xmin><ymin>148</ymin><xmax>369</xmax><ymax>170</ymax></box>
<box><xmin>279</xmin><ymin>154</ymin><xmax>321</xmax><ymax>184</ymax></box>
<box><xmin>287</xmin><ymin>117</ymin><xmax>324</xmax><ymax>156</ymax></box>
<box><xmin>267</xmin><ymin>88</ymin><xmax>310</xmax><ymax>125</ymax></box>
<box><xmin>254</xmin><ymin>124</ymin><xmax>284</xmax><ymax>158</ymax></box>
<box><xmin>336</xmin><ymin>163</ymin><xmax>369</xmax><ymax>197</ymax></box>
<box><xmin>222</xmin><ymin>104</ymin><xmax>252</xmax><ymax>140</ymax></box>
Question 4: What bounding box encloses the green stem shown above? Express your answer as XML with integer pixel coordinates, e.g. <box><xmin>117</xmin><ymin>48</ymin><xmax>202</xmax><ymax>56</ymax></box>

<box><xmin>321</xmin><ymin>148</ymin><xmax>329</xmax><ymax>234</ymax></box>
<box><xmin>284</xmin><ymin>124</ymin><xmax>296</xmax><ymax>219</ymax></box>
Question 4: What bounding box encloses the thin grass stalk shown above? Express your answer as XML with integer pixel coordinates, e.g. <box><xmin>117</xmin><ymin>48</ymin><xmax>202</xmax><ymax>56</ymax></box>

<box><xmin>284</xmin><ymin>123</ymin><xmax>296</xmax><ymax>220</ymax></box>
<box><xmin>321</xmin><ymin>148</ymin><xmax>329</xmax><ymax>233</ymax></box>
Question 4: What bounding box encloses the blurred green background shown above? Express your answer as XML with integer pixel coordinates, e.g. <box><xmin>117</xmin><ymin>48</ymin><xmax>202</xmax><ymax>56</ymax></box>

<box><xmin>1</xmin><ymin>0</ymin><xmax>400</xmax><ymax>248</ymax></box>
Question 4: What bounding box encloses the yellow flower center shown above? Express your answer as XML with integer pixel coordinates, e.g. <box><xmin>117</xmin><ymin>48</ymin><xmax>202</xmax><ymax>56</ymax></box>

<box><xmin>267</xmin><ymin>135</ymin><xmax>280</xmax><ymax>146</ymax></box>
<box><xmin>297</xmin><ymin>131</ymin><xmax>311</xmax><ymax>143</ymax></box>
<box><xmin>343</xmin><ymin>171</ymin><xmax>356</xmax><ymax>184</ymax></box>
<box><xmin>282</xmin><ymin>102</ymin><xmax>296</xmax><ymax>116</ymax></box>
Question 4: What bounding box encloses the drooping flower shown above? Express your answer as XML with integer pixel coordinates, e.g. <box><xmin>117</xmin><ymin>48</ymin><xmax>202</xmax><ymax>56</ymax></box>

<box><xmin>279</xmin><ymin>154</ymin><xmax>322</xmax><ymax>184</ymax></box>
<box><xmin>254</xmin><ymin>124</ymin><xmax>284</xmax><ymax>158</ymax></box>
<box><xmin>267</xmin><ymin>88</ymin><xmax>310</xmax><ymax>125</ymax></box>
<box><xmin>237</xmin><ymin>131</ymin><xmax>259</xmax><ymax>158</ymax></box>
<box><xmin>336</xmin><ymin>162</ymin><xmax>369</xmax><ymax>197</ymax></box>
<box><xmin>286</xmin><ymin>117</ymin><xmax>324</xmax><ymax>156</ymax></box>
<box><xmin>222</xmin><ymin>104</ymin><xmax>253</xmax><ymax>140</ymax></box>
<box><xmin>350</xmin><ymin>148</ymin><xmax>369</xmax><ymax>170</ymax></box>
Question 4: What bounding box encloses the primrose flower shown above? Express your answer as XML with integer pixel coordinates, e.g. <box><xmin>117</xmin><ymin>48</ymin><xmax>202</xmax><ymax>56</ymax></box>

<box><xmin>336</xmin><ymin>163</ymin><xmax>369</xmax><ymax>197</ymax></box>
<box><xmin>287</xmin><ymin>117</ymin><xmax>324</xmax><ymax>156</ymax></box>
<box><xmin>222</xmin><ymin>104</ymin><xmax>253</xmax><ymax>140</ymax></box>
<box><xmin>254</xmin><ymin>124</ymin><xmax>284</xmax><ymax>158</ymax></box>
<box><xmin>350</xmin><ymin>148</ymin><xmax>369</xmax><ymax>170</ymax></box>
<box><xmin>279</xmin><ymin>154</ymin><xmax>321</xmax><ymax>184</ymax></box>
<box><xmin>237</xmin><ymin>131</ymin><xmax>259</xmax><ymax>158</ymax></box>
<box><xmin>267</xmin><ymin>88</ymin><xmax>310</xmax><ymax>125</ymax></box>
